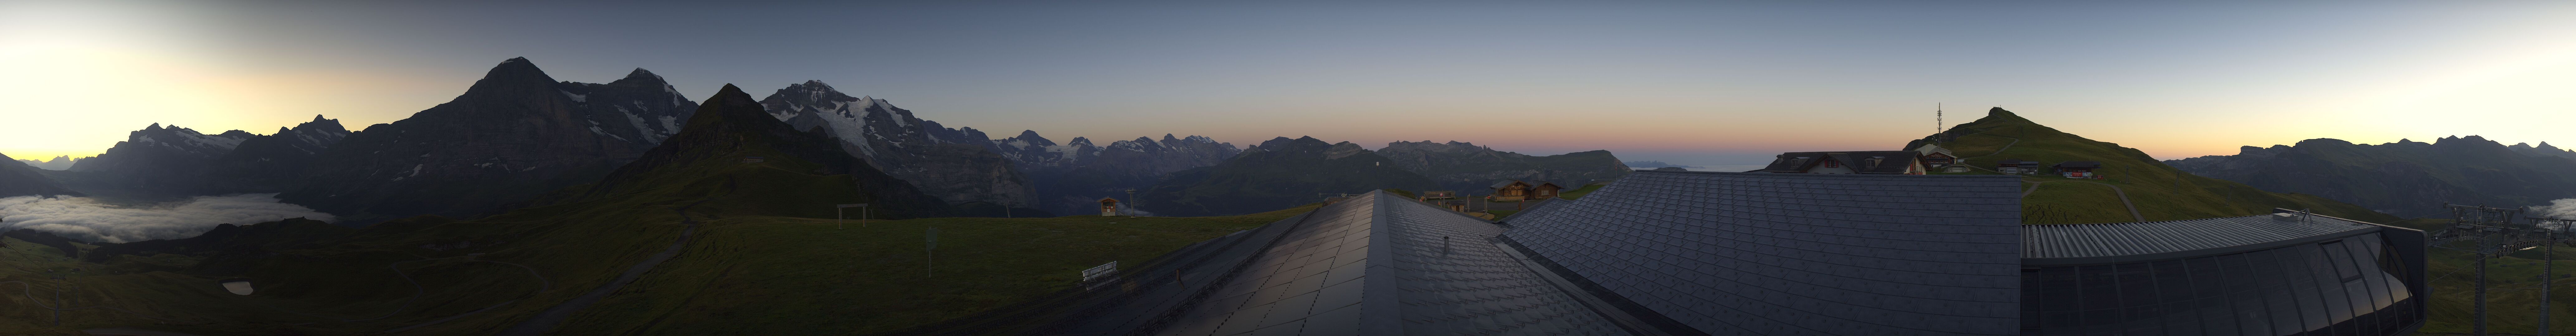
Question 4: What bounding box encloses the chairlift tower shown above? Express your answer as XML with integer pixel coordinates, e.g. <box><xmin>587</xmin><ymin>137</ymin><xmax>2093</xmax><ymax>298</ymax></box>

<box><xmin>2427</xmin><ymin>203</ymin><xmax>2572</xmax><ymax>336</ymax></box>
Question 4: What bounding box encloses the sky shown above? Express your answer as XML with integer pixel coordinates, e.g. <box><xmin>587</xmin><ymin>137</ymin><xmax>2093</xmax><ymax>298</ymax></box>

<box><xmin>3</xmin><ymin>1</ymin><xmax>2572</xmax><ymax>166</ymax></box>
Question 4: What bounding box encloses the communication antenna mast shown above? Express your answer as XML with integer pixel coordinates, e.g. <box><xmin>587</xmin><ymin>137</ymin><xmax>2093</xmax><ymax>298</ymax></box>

<box><xmin>1936</xmin><ymin>103</ymin><xmax>1943</xmax><ymax>138</ymax></box>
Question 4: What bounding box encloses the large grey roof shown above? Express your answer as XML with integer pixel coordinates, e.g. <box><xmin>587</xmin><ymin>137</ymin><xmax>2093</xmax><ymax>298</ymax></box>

<box><xmin>1153</xmin><ymin>190</ymin><xmax>1626</xmax><ymax>335</ymax></box>
<box><xmin>1499</xmin><ymin>170</ymin><xmax>2026</xmax><ymax>335</ymax></box>
<box><xmin>2021</xmin><ymin>211</ymin><xmax>2388</xmax><ymax>265</ymax></box>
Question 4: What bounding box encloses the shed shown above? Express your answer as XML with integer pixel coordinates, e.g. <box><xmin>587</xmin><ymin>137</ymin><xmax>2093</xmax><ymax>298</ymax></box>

<box><xmin>2052</xmin><ymin>161</ymin><xmax>2103</xmax><ymax>179</ymax></box>
<box><xmin>1097</xmin><ymin>198</ymin><xmax>1120</xmax><ymax>217</ymax></box>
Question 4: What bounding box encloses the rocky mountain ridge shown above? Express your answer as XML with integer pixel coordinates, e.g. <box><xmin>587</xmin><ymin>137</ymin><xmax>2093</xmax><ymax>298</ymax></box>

<box><xmin>2166</xmin><ymin>135</ymin><xmax>2576</xmax><ymax>215</ymax></box>
<box><xmin>758</xmin><ymin>80</ymin><xmax>1037</xmax><ymax>216</ymax></box>
<box><xmin>276</xmin><ymin>58</ymin><xmax>700</xmax><ymax>224</ymax></box>
<box><xmin>992</xmin><ymin>131</ymin><xmax>1241</xmax><ymax>215</ymax></box>
<box><xmin>14</xmin><ymin>156</ymin><xmax>83</xmax><ymax>170</ymax></box>
<box><xmin>1375</xmin><ymin>140</ymin><xmax>1630</xmax><ymax>193</ymax></box>
<box><xmin>1138</xmin><ymin>136</ymin><xmax>1439</xmax><ymax>216</ymax></box>
<box><xmin>0</xmin><ymin>152</ymin><xmax>81</xmax><ymax>198</ymax></box>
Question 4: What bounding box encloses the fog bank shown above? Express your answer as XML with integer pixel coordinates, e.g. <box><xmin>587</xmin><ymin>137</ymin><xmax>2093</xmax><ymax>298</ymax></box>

<box><xmin>0</xmin><ymin>193</ymin><xmax>335</xmax><ymax>243</ymax></box>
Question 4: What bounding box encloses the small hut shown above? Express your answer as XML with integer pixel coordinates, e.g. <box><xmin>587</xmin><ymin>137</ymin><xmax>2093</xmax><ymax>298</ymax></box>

<box><xmin>1526</xmin><ymin>181</ymin><xmax>1566</xmax><ymax>200</ymax></box>
<box><xmin>1098</xmin><ymin>198</ymin><xmax>1121</xmax><ymax>217</ymax></box>
<box><xmin>1488</xmin><ymin>180</ymin><xmax>1531</xmax><ymax>201</ymax></box>
<box><xmin>2054</xmin><ymin>161</ymin><xmax>2103</xmax><ymax>179</ymax></box>
<box><xmin>1995</xmin><ymin>159</ymin><xmax>2041</xmax><ymax>175</ymax></box>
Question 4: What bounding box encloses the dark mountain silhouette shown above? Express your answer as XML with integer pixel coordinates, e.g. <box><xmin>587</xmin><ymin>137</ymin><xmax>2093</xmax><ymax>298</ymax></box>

<box><xmin>1907</xmin><ymin>107</ymin><xmax>2393</xmax><ymax>224</ymax></box>
<box><xmin>1138</xmin><ymin>136</ymin><xmax>1440</xmax><ymax>216</ymax></box>
<box><xmin>992</xmin><ymin>131</ymin><xmax>1241</xmax><ymax>216</ymax></box>
<box><xmin>759</xmin><ymin>81</ymin><xmax>1038</xmax><ymax>216</ymax></box>
<box><xmin>277</xmin><ymin>58</ymin><xmax>698</xmax><ymax>225</ymax></box>
<box><xmin>2166</xmin><ymin>136</ymin><xmax>2576</xmax><ymax>216</ymax></box>
<box><xmin>574</xmin><ymin>84</ymin><xmax>957</xmax><ymax>218</ymax></box>
<box><xmin>0</xmin><ymin>152</ymin><xmax>80</xmax><ymax>198</ymax></box>
<box><xmin>1375</xmin><ymin>140</ymin><xmax>1630</xmax><ymax>194</ymax></box>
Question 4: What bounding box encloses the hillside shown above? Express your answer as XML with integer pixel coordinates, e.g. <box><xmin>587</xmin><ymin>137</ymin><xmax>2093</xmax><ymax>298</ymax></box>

<box><xmin>0</xmin><ymin>85</ymin><xmax>1314</xmax><ymax>335</ymax></box>
<box><xmin>1908</xmin><ymin>108</ymin><xmax>2397</xmax><ymax>224</ymax></box>
<box><xmin>278</xmin><ymin>58</ymin><xmax>699</xmax><ymax>225</ymax></box>
<box><xmin>1374</xmin><ymin>140</ymin><xmax>1631</xmax><ymax>194</ymax></box>
<box><xmin>2165</xmin><ymin>136</ymin><xmax>2576</xmax><ymax>216</ymax></box>
<box><xmin>1137</xmin><ymin>137</ymin><xmax>1442</xmax><ymax>217</ymax></box>
<box><xmin>0</xmin><ymin>152</ymin><xmax>80</xmax><ymax>198</ymax></box>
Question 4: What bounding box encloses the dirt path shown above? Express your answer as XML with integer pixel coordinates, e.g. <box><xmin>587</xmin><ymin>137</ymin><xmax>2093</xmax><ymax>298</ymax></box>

<box><xmin>2024</xmin><ymin>180</ymin><xmax>2146</xmax><ymax>222</ymax></box>
<box><xmin>495</xmin><ymin>199</ymin><xmax>711</xmax><ymax>336</ymax></box>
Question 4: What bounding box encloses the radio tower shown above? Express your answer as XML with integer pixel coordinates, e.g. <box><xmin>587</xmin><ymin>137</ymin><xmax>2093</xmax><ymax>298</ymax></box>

<box><xmin>1935</xmin><ymin>103</ymin><xmax>1945</xmax><ymax>142</ymax></box>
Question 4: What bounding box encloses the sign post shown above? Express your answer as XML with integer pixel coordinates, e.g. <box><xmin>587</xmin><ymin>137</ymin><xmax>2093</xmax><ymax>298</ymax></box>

<box><xmin>926</xmin><ymin>227</ymin><xmax>938</xmax><ymax>278</ymax></box>
<box><xmin>835</xmin><ymin>203</ymin><xmax>867</xmax><ymax>229</ymax></box>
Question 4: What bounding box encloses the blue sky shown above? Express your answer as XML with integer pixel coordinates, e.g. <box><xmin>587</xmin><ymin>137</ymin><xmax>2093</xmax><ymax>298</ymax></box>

<box><xmin>5</xmin><ymin>1</ymin><xmax>2573</xmax><ymax>165</ymax></box>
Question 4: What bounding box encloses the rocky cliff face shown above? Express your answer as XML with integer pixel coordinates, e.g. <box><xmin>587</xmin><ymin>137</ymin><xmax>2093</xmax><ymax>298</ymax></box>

<box><xmin>991</xmin><ymin>131</ymin><xmax>1240</xmax><ymax>215</ymax></box>
<box><xmin>60</xmin><ymin>124</ymin><xmax>261</xmax><ymax>197</ymax></box>
<box><xmin>0</xmin><ymin>152</ymin><xmax>81</xmax><ymax>198</ymax></box>
<box><xmin>582</xmin><ymin>84</ymin><xmax>956</xmax><ymax>219</ymax></box>
<box><xmin>201</xmin><ymin>115</ymin><xmax>353</xmax><ymax>193</ymax></box>
<box><xmin>2167</xmin><ymin>136</ymin><xmax>2576</xmax><ymax>215</ymax></box>
<box><xmin>277</xmin><ymin>58</ymin><xmax>699</xmax><ymax>224</ymax></box>
<box><xmin>1138</xmin><ymin>136</ymin><xmax>1438</xmax><ymax>216</ymax></box>
<box><xmin>758</xmin><ymin>81</ymin><xmax>1038</xmax><ymax>216</ymax></box>
<box><xmin>1374</xmin><ymin>140</ymin><xmax>1631</xmax><ymax>194</ymax></box>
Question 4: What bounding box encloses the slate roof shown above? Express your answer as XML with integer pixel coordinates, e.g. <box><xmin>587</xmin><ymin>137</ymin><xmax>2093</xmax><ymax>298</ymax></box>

<box><xmin>1498</xmin><ymin>170</ymin><xmax>2026</xmax><ymax>335</ymax></box>
<box><xmin>1995</xmin><ymin>159</ymin><xmax>2038</xmax><ymax>166</ymax></box>
<box><xmin>1492</xmin><ymin>180</ymin><xmax>1528</xmax><ymax>189</ymax></box>
<box><xmin>1153</xmin><ymin>191</ymin><xmax>1626</xmax><ymax>335</ymax></box>
<box><xmin>2021</xmin><ymin>211</ymin><xmax>2389</xmax><ymax>265</ymax></box>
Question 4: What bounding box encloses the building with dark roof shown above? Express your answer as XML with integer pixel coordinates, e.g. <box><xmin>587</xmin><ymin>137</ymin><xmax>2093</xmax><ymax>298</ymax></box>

<box><xmin>2020</xmin><ymin>211</ymin><xmax>2425</xmax><ymax>336</ymax></box>
<box><xmin>1502</xmin><ymin>170</ymin><xmax>2028</xmax><ymax>335</ymax></box>
<box><xmin>1996</xmin><ymin>159</ymin><xmax>2042</xmax><ymax>175</ymax></box>
<box><xmin>1760</xmin><ymin>151</ymin><xmax>1928</xmax><ymax>175</ymax></box>
<box><xmin>902</xmin><ymin>170</ymin><xmax>2425</xmax><ymax>336</ymax></box>
<box><xmin>2050</xmin><ymin>161</ymin><xmax>2102</xmax><ymax>179</ymax></box>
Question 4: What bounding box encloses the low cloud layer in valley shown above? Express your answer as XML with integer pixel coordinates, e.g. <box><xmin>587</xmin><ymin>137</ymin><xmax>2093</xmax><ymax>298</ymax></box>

<box><xmin>2537</xmin><ymin>198</ymin><xmax>2576</xmax><ymax>219</ymax></box>
<box><xmin>0</xmin><ymin>193</ymin><xmax>335</xmax><ymax>243</ymax></box>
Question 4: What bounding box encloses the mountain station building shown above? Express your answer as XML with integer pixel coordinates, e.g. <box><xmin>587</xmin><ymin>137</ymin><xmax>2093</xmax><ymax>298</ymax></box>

<box><xmin>912</xmin><ymin>170</ymin><xmax>2425</xmax><ymax>336</ymax></box>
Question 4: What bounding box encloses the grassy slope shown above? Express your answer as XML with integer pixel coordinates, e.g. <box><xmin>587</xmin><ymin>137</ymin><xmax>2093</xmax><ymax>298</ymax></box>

<box><xmin>562</xmin><ymin>206</ymin><xmax>1313</xmax><ymax>335</ymax></box>
<box><xmin>1923</xmin><ymin>108</ymin><xmax>2396</xmax><ymax>224</ymax></box>
<box><xmin>0</xmin><ymin>86</ymin><xmax>1324</xmax><ymax>335</ymax></box>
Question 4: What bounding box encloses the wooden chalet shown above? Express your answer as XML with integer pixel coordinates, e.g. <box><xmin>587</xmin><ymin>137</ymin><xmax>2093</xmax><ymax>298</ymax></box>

<box><xmin>2054</xmin><ymin>161</ymin><xmax>2103</xmax><ymax>179</ymax></box>
<box><xmin>1759</xmin><ymin>151</ymin><xmax>1928</xmax><ymax>175</ymax></box>
<box><xmin>1486</xmin><ymin>180</ymin><xmax>1566</xmax><ymax>201</ymax></box>
<box><xmin>1098</xmin><ymin>198</ymin><xmax>1121</xmax><ymax>217</ymax></box>
<box><xmin>1911</xmin><ymin>144</ymin><xmax>1957</xmax><ymax>167</ymax></box>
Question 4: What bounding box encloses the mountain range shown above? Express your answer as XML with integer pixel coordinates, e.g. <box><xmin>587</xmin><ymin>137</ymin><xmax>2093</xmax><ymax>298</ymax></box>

<box><xmin>1377</xmin><ymin>140</ymin><xmax>1630</xmax><ymax>192</ymax></box>
<box><xmin>0</xmin><ymin>152</ymin><xmax>80</xmax><ymax>198</ymax></box>
<box><xmin>13</xmin><ymin>156</ymin><xmax>81</xmax><ymax>170</ymax></box>
<box><xmin>1909</xmin><ymin>108</ymin><xmax>2394</xmax><ymax>224</ymax></box>
<box><xmin>759</xmin><ymin>81</ymin><xmax>1038</xmax><ymax>216</ymax></box>
<box><xmin>992</xmin><ymin>131</ymin><xmax>1243</xmax><ymax>215</ymax></box>
<box><xmin>12</xmin><ymin>57</ymin><xmax>1629</xmax><ymax>227</ymax></box>
<box><xmin>2165</xmin><ymin>136</ymin><xmax>2576</xmax><ymax>216</ymax></box>
<box><xmin>1138</xmin><ymin>136</ymin><xmax>1441</xmax><ymax>217</ymax></box>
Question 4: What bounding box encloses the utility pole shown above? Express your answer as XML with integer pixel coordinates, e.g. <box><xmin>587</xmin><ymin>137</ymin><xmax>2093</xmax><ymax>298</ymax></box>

<box><xmin>926</xmin><ymin>226</ymin><xmax>938</xmax><ymax>278</ymax></box>
<box><xmin>1124</xmin><ymin>189</ymin><xmax>1138</xmax><ymax>216</ymax></box>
